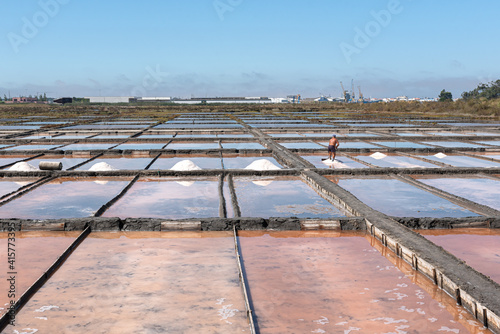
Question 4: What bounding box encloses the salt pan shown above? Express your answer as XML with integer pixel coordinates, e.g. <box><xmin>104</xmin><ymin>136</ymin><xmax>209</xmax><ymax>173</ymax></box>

<box><xmin>89</xmin><ymin>162</ymin><xmax>118</xmax><ymax>171</ymax></box>
<box><xmin>9</xmin><ymin>162</ymin><xmax>38</xmax><ymax>171</ymax></box>
<box><xmin>370</xmin><ymin>152</ymin><xmax>387</xmax><ymax>160</ymax></box>
<box><xmin>245</xmin><ymin>159</ymin><xmax>280</xmax><ymax>171</ymax></box>
<box><xmin>434</xmin><ymin>153</ymin><xmax>447</xmax><ymax>159</ymax></box>
<box><xmin>170</xmin><ymin>160</ymin><xmax>202</xmax><ymax>171</ymax></box>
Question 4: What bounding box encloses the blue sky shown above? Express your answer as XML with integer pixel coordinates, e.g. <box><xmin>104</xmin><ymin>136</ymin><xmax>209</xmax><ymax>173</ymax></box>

<box><xmin>1</xmin><ymin>0</ymin><xmax>499</xmax><ymax>99</ymax></box>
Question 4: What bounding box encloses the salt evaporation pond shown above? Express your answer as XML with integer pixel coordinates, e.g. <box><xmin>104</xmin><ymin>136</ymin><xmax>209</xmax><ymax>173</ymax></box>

<box><xmin>76</xmin><ymin>157</ymin><xmax>154</xmax><ymax>170</ymax></box>
<box><xmin>0</xmin><ymin>178</ymin><xmax>38</xmax><ymax>197</ymax></box>
<box><xmin>103</xmin><ymin>177</ymin><xmax>221</xmax><ymax>219</ymax></box>
<box><xmin>6</xmin><ymin>232</ymin><xmax>249</xmax><ymax>333</ymax></box>
<box><xmin>418</xmin><ymin>229</ymin><xmax>500</xmax><ymax>284</ymax></box>
<box><xmin>233</xmin><ymin>176</ymin><xmax>345</xmax><ymax>218</ymax></box>
<box><xmin>61</xmin><ymin>143</ymin><xmax>116</xmax><ymax>151</ymax></box>
<box><xmin>222</xmin><ymin>155</ymin><xmax>282</xmax><ymax>169</ymax></box>
<box><xmin>221</xmin><ymin>142</ymin><xmax>266</xmax><ymax>150</ymax></box>
<box><xmin>27</xmin><ymin>156</ymin><xmax>90</xmax><ymax>170</ymax></box>
<box><xmin>4</xmin><ymin>144</ymin><xmax>61</xmax><ymax>151</ymax></box>
<box><xmin>0</xmin><ymin>177</ymin><xmax>132</xmax><ymax>219</ymax></box>
<box><xmin>165</xmin><ymin>142</ymin><xmax>220</xmax><ymax>150</ymax></box>
<box><xmin>0</xmin><ymin>157</ymin><xmax>26</xmax><ymax>169</ymax></box>
<box><xmin>355</xmin><ymin>154</ymin><xmax>439</xmax><ymax>168</ymax></box>
<box><xmin>422</xmin><ymin>141</ymin><xmax>486</xmax><ymax>148</ymax></box>
<box><xmin>238</xmin><ymin>231</ymin><xmax>486</xmax><ymax>334</ymax></box>
<box><xmin>114</xmin><ymin>143</ymin><xmax>166</xmax><ymax>150</ymax></box>
<box><xmin>371</xmin><ymin>141</ymin><xmax>431</xmax><ymax>149</ymax></box>
<box><xmin>332</xmin><ymin>176</ymin><xmax>480</xmax><ymax>218</ymax></box>
<box><xmin>418</xmin><ymin>155</ymin><xmax>500</xmax><ymax>168</ymax></box>
<box><xmin>149</xmin><ymin>155</ymin><xmax>222</xmax><ymax>169</ymax></box>
<box><xmin>416</xmin><ymin>176</ymin><xmax>500</xmax><ymax>210</ymax></box>
<box><xmin>301</xmin><ymin>154</ymin><xmax>368</xmax><ymax>168</ymax></box>
<box><xmin>0</xmin><ymin>231</ymin><xmax>81</xmax><ymax>316</ymax></box>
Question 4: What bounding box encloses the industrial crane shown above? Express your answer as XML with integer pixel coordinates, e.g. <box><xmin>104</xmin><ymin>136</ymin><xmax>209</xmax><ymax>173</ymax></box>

<box><xmin>340</xmin><ymin>81</ymin><xmax>350</xmax><ymax>103</ymax></box>
<box><xmin>358</xmin><ymin>86</ymin><xmax>364</xmax><ymax>103</ymax></box>
<box><xmin>351</xmin><ymin>79</ymin><xmax>356</xmax><ymax>102</ymax></box>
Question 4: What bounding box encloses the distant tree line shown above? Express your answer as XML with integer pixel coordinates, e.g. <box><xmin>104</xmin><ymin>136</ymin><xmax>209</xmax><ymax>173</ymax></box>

<box><xmin>462</xmin><ymin>80</ymin><xmax>500</xmax><ymax>100</ymax></box>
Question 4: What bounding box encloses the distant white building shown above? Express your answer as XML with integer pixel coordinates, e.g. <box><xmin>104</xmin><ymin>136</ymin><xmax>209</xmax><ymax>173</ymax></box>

<box><xmin>85</xmin><ymin>96</ymin><xmax>136</xmax><ymax>103</ymax></box>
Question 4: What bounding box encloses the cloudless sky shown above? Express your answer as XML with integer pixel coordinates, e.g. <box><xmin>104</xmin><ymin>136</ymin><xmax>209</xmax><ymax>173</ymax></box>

<box><xmin>1</xmin><ymin>0</ymin><xmax>499</xmax><ymax>99</ymax></box>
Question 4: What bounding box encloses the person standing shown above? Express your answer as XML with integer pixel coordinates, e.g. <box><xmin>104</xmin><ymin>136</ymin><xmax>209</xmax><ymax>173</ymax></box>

<box><xmin>328</xmin><ymin>134</ymin><xmax>340</xmax><ymax>161</ymax></box>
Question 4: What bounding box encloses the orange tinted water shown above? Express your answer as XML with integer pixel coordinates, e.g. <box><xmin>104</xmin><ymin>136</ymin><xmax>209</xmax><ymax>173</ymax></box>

<box><xmin>419</xmin><ymin>228</ymin><xmax>500</xmax><ymax>284</ymax></box>
<box><xmin>0</xmin><ymin>231</ymin><xmax>81</xmax><ymax>316</ymax></box>
<box><xmin>238</xmin><ymin>230</ymin><xmax>488</xmax><ymax>334</ymax></box>
<box><xmin>5</xmin><ymin>232</ymin><xmax>249</xmax><ymax>334</ymax></box>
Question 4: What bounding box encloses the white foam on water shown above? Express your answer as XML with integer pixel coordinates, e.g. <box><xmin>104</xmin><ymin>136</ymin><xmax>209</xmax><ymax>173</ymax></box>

<box><xmin>34</xmin><ymin>305</ymin><xmax>59</xmax><ymax>313</ymax></box>
<box><xmin>438</xmin><ymin>327</ymin><xmax>460</xmax><ymax>333</ymax></box>
<box><xmin>313</xmin><ymin>316</ymin><xmax>329</xmax><ymax>325</ymax></box>
<box><xmin>217</xmin><ymin>304</ymin><xmax>239</xmax><ymax>324</ymax></box>
<box><xmin>245</xmin><ymin>159</ymin><xmax>280</xmax><ymax>171</ymax></box>
<box><xmin>88</xmin><ymin>162</ymin><xmax>118</xmax><ymax>171</ymax></box>
<box><xmin>171</xmin><ymin>160</ymin><xmax>202</xmax><ymax>171</ymax></box>
<box><xmin>13</xmin><ymin>329</ymin><xmax>38</xmax><ymax>334</ymax></box>
<box><xmin>370</xmin><ymin>152</ymin><xmax>387</xmax><ymax>160</ymax></box>
<box><xmin>434</xmin><ymin>152</ymin><xmax>447</xmax><ymax>159</ymax></box>
<box><xmin>9</xmin><ymin>162</ymin><xmax>38</xmax><ymax>171</ymax></box>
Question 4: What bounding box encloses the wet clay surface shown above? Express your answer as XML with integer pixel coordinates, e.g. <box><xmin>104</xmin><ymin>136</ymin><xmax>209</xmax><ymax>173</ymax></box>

<box><xmin>0</xmin><ymin>231</ymin><xmax>80</xmax><ymax>316</ymax></box>
<box><xmin>419</xmin><ymin>228</ymin><xmax>500</xmax><ymax>285</ymax></box>
<box><xmin>4</xmin><ymin>232</ymin><xmax>249</xmax><ymax>334</ymax></box>
<box><xmin>238</xmin><ymin>230</ymin><xmax>489</xmax><ymax>334</ymax></box>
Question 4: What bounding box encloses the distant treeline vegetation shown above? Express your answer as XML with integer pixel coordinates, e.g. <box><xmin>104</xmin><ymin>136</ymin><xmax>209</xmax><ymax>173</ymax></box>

<box><xmin>462</xmin><ymin>80</ymin><xmax>500</xmax><ymax>100</ymax></box>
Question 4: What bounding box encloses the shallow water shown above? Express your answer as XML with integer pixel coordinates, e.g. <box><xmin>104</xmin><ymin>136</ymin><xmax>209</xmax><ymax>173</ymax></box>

<box><xmin>4</xmin><ymin>145</ymin><xmax>61</xmax><ymax>151</ymax></box>
<box><xmin>355</xmin><ymin>154</ymin><xmax>439</xmax><ymax>168</ymax></box>
<box><xmin>27</xmin><ymin>156</ymin><xmax>90</xmax><ymax>170</ymax></box>
<box><xmin>0</xmin><ymin>231</ymin><xmax>81</xmax><ymax>316</ymax></box>
<box><xmin>422</xmin><ymin>141</ymin><xmax>486</xmax><ymax>148</ymax></box>
<box><xmin>77</xmin><ymin>157</ymin><xmax>154</xmax><ymax>170</ymax></box>
<box><xmin>301</xmin><ymin>154</ymin><xmax>368</xmax><ymax>169</ymax></box>
<box><xmin>0</xmin><ymin>177</ymin><xmax>132</xmax><ymax>219</ymax></box>
<box><xmin>320</xmin><ymin>141</ymin><xmax>380</xmax><ymax>149</ymax></box>
<box><xmin>233</xmin><ymin>176</ymin><xmax>345</xmax><ymax>218</ymax></box>
<box><xmin>333</xmin><ymin>177</ymin><xmax>480</xmax><ymax>218</ymax></box>
<box><xmin>417</xmin><ymin>176</ymin><xmax>500</xmax><ymax>210</ymax></box>
<box><xmin>280</xmin><ymin>142</ymin><xmax>324</xmax><ymax>149</ymax></box>
<box><xmin>222</xmin><ymin>155</ymin><xmax>282</xmax><ymax>169</ymax></box>
<box><xmin>418</xmin><ymin>229</ymin><xmax>500</xmax><ymax>284</ymax></box>
<box><xmin>103</xmin><ymin>177</ymin><xmax>221</xmax><ymax>219</ymax></box>
<box><xmin>165</xmin><ymin>142</ymin><xmax>220</xmax><ymax>150</ymax></box>
<box><xmin>149</xmin><ymin>155</ymin><xmax>222</xmax><ymax>169</ymax></box>
<box><xmin>61</xmin><ymin>143</ymin><xmax>116</xmax><ymax>151</ymax></box>
<box><xmin>419</xmin><ymin>155</ymin><xmax>500</xmax><ymax>168</ymax></box>
<box><xmin>238</xmin><ymin>231</ymin><xmax>486</xmax><ymax>334</ymax></box>
<box><xmin>221</xmin><ymin>142</ymin><xmax>266</xmax><ymax>150</ymax></box>
<box><xmin>371</xmin><ymin>141</ymin><xmax>431</xmax><ymax>149</ymax></box>
<box><xmin>5</xmin><ymin>232</ymin><xmax>249</xmax><ymax>333</ymax></box>
<box><xmin>113</xmin><ymin>143</ymin><xmax>166</xmax><ymax>150</ymax></box>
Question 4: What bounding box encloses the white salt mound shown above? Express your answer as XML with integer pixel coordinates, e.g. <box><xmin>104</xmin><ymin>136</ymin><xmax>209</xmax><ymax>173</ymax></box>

<box><xmin>9</xmin><ymin>162</ymin><xmax>38</xmax><ymax>171</ymax></box>
<box><xmin>89</xmin><ymin>162</ymin><xmax>118</xmax><ymax>171</ymax></box>
<box><xmin>245</xmin><ymin>159</ymin><xmax>281</xmax><ymax>171</ymax></box>
<box><xmin>370</xmin><ymin>152</ymin><xmax>387</xmax><ymax>160</ymax></box>
<box><xmin>434</xmin><ymin>153</ymin><xmax>447</xmax><ymax>159</ymax></box>
<box><xmin>170</xmin><ymin>160</ymin><xmax>202</xmax><ymax>171</ymax></box>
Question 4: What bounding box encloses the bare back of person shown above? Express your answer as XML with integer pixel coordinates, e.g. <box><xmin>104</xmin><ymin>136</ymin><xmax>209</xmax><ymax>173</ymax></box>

<box><xmin>328</xmin><ymin>136</ymin><xmax>340</xmax><ymax>160</ymax></box>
